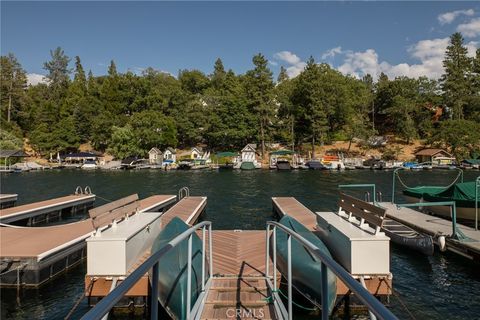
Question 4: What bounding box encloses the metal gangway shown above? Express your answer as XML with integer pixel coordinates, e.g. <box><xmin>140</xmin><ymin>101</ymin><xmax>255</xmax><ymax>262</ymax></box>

<box><xmin>81</xmin><ymin>221</ymin><xmax>398</xmax><ymax>320</ymax></box>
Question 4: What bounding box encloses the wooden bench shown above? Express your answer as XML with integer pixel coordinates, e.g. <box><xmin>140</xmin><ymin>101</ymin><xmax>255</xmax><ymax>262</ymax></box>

<box><xmin>338</xmin><ymin>192</ymin><xmax>387</xmax><ymax>235</ymax></box>
<box><xmin>88</xmin><ymin>194</ymin><xmax>139</xmax><ymax>231</ymax></box>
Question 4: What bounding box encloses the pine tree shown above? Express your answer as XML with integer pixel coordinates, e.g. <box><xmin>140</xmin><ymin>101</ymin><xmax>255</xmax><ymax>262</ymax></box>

<box><xmin>43</xmin><ymin>47</ymin><xmax>71</xmax><ymax>93</ymax></box>
<box><xmin>440</xmin><ymin>33</ymin><xmax>472</xmax><ymax>119</ymax></box>
<box><xmin>211</xmin><ymin>58</ymin><xmax>226</xmax><ymax>89</ymax></box>
<box><xmin>277</xmin><ymin>66</ymin><xmax>289</xmax><ymax>83</ymax></box>
<box><xmin>0</xmin><ymin>53</ymin><xmax>27</xmax><ymax>123</ymax></box>
<box><xmin>245</xmin><ymin>53</ymin><xmax>275</xmax><ymax>157</ymax></box>
<box><xmin>108</xmin><ymin>60</ymin><xmax>118</xmax><ymax>77</ymax></box>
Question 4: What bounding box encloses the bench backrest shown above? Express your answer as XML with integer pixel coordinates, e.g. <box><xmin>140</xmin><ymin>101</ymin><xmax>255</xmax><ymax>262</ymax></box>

<box><xmin>89</xmin><ymin>194</ymin><xmax>139</xmax><ymax>230</ymax></box>
<box><xmin>338</xmin><ymin>192</ymin><xmax>387</xmax><ymax>233</ymax></box>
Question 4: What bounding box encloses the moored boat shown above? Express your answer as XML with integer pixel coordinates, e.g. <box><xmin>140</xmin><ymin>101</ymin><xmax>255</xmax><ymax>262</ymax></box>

<box><xmin>403</xmin><ymin>181</ymin><xmax>479</xmax><ymax>221</ymax></box>
<box><xmin>306</xmin><ymin>159</ymin><xmax>326</xmax><ymax>170</ymax></box>
<box><xmin>381</xmin><ymin>217</ymin><xmax>434</xmax><ymax>255</ymax></box>
<box><xmin>150</xmin><ymin>217</ymin><xmax>204</xmax><ymax>320</ymax></box>
<box><xmin>276</xmin><ymin>159</ymin><xmax>291</xmax><ymax>170</ymax></box>
<box><xmin>273</xmin><ymin>215</ymin><xmax>337</xmax><ymax>314</ymax></box>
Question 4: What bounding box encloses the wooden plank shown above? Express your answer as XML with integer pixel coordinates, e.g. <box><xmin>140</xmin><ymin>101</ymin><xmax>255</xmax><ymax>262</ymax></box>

<box><xmin>339</xmin><ymin>193</ymin><xmax>386</xmax><ymax>216</ymax></box>
<box><xmin>339</xmin><ymin>193</ymin><xmax>386</xmax><ymax>227</ymax></box>
<box><xmin>88</xmin><ymin>194</ymin><xmax>138</xmax><ymax>219</ymax></box>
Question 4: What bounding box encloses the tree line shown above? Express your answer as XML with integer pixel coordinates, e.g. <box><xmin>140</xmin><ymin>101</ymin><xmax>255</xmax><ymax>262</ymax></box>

<box><xmin>1</xmin><ymin>32</ymin><xmax>479</xmax><ymax>160</ymax></box>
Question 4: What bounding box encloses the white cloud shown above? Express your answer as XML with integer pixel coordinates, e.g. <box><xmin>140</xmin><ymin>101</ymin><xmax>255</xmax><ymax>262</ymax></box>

<box><xmin>336</xmin><ymin>37</ymin><xmax>478</xmax><ymax>80</ymax></box>
<box><xmin>438</xmin><ymin>9</ymin><xmax>474</xmax><ymax>25</ymax></box>
<box><xmin>321</xmin><ymin>46</ymin><xmax>342</xmax><ymax>60</ymax></box>
<box><xmin>457</xmin><ymin>17</ymin><xmax>480</xmax><ymax>37</ymax></box>
<box><xmin>27</xmin><ymin>73</ymin><xmax>47</xmax><ymax>86</ymax></box>
<box><xmin>273</xmin><ymin>51</ymin><xmax>307</xmax><ymax>77</ymax></box>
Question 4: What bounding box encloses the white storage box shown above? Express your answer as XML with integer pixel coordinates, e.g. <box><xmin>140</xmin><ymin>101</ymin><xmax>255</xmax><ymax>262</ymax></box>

<box><xmin>86</xmin><ymin>212</ymin><xmax>162</xmax><ymax>276</ymax></box>
<box><xmin>316</xmin><ymin>211</ymin><xmax>390</xmax><ymax>275</ymax></box>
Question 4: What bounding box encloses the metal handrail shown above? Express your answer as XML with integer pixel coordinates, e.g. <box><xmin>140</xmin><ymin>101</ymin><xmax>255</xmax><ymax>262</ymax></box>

<box><xmin>178</xmin><ymin>186</ymin><xmax>190</xmax><ymax>200</ymax></box>
<box><xmin>339</xmin><ymin>184</ymin><xmax>377</xmax><ymax>204</ymax></box>
<box><xmin>265</xmin><ymin>221</ymin><xmax>397</xmax><ymax>320</ymax></box>
<box><xmin>81</xmin><ymin>221</ymin><xmax>213</xmax><ymax>320</ymax></box>
<box><xmin>391</xmin><ymin>167</ymin><xmax>464</xmax><ymax>204</ymax></box>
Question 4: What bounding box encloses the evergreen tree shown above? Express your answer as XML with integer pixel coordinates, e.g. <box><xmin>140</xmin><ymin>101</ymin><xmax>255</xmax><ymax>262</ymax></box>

<box><xmin>245</xmin><ymin>53</ymin><xmax>275</xmax><ymax>156</ymax></box>
<box><xmin>43</xmin><ymin>47</ymin><xmax>71</xmax><ymax>93</ymax></box>
<box><xmin>211</xmin><ymin>58</ymin><xmax>226</xmax><ymax>89</ymax></box>
<box><xmin>0</xmin><ymin>53</ymin><xmax>27</xmax><ymax>123</ymax></box>
<box><xmin>277</xmin><ymin>66</ymin><xmax>289</xmax><ymax>83</ymax></box>
<box><xmin>108</xmin><ymin>60</ymin><xmax>118</xmax><ymax>77</ymax></box>
<box><xmin>440</xmin><ymin>32</ymin><xmax>472</xmax><ymax>119</ymax></box>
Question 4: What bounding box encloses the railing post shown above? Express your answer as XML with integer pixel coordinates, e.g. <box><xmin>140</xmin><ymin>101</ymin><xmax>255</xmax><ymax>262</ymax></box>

<box><xmin>150</xmin><ymin>262</ymin><xmax>159</xmax><ymax>320</ymax></box>
<box><xmin>202</xmin><ymin>226</ymin><xmax>206</xmax><ymax>291</ymax></box>
<box><xmin>451</xmin><ymin>202</ymin><xmax>457</xmax><ymax>239</ymax></box>
<box><xmin>187</xmin><ymin>234</ymin><xmax>192</xmax><ymax>320</ymax></box>
<box><xmin>209</xmin><ymin>224</ymin><xmax>213</xmax><ymax>278</ymax></box>
<box><xmin>265</xmin><ymin>225</ymin><xmax>270</xmax><ymax>278</ymax></box>
<box><xmin>321</xmin><ymin>262</ymin><xmax>328</xmax><ymax>320</ymax></box>
<box><xmin>476</xmin><ymin>176</ymin><xmax>479</xmax><ymax>231</ymax></box>
<box><xmin>287</xmin><ymin>234</ymin><xmax>292</xmax><ymax>320</ymax></box>
<box><xmin>273</xmin><ymin>226</ymin><xmax>277</xmax><ymax>291</ymax></box>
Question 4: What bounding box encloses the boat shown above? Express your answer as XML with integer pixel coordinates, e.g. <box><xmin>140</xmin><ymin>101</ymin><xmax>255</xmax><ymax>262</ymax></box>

<box><xmin>240</xmin><ymin>161</ymin><xmax>256</xmax><ymax>170</ymax></box>
<box><xmin>403</xmin><ymin>181</ymin><xmax>480</xmax><ymax>221</ymax></box>
<box><xmin>276</xmin><ymin>159</ymin><xmax>291</xmax><ymax>170</ymax></box>
<box><xmin>81</xmin><ymin>160</ymin><xmax>97</xmax><ymax>170</ymax></box>
<box><xmin>177</xmin><ymin>159</ymin><xmax>194</xmax><ymax>170</ymax></box>
<box><xmin>306</xmin><ymin>160</ymin><xmax>326</xmax><ymax>170</ymax></box>
<box><xmin>321</xmin><ymin>155</ymin><xmax>345</xmax><ymax>170</ymax></box>
<box><xmin>381</xmin><ymin>218</ymin><xmax>434</xmax><ymax>255</ymax></box>
<box><xmin>150</xmin><ymin>217</ymin><xmax>204</xmax><ymax>320</ymax></box>
<box><xmin>273</xmin><ymin>215</ymin><xmax>337</xmax><ymax>314</ymax></box>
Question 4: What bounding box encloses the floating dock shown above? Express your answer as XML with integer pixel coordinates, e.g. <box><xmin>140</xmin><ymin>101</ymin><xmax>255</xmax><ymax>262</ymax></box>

<box><xmin>0</xmin><ymin>194</ymin><xmax>176</xmax><ymax>287</ymax></box>
<box><xmin>380</xmin><ymin>202</ymin><xmax>480</xmax><ymax>262</ymax></box>
<box><xmin>272</xmin><ymin>197</ymin><xmax>392</xmax><ymax>297</ymax></box>
<box><xmin>0</xmin><ymin>193</ymin><xmax>95</xmax><ymax>225</ymax></box>
<box><xmin>0</xmin><ymin>194</ymin><xmax>17</xmax><ymax>209</ymax></box>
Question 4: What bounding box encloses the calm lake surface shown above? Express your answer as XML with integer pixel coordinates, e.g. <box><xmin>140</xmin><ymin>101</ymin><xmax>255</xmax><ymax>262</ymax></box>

<box><xmin>1</xmin><ymin>169</ymin><xmax>479</xmax><ymax>319</ymax></box>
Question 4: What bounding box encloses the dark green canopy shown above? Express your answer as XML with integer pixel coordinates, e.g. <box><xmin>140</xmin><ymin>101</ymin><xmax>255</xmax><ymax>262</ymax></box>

<box><xmin>270</xmin><ymin>150</ymin><xmax>294</xmax><ymax>156</ymax></box>
<box><xmin>216</xmin><ymin>151</ymin><xmax>238</xmax><ymax>158</ymax></box>
<box><xmin>403</xmin><ymin>181</ymin><xmax>479</xmax><ymax>208</ymax></box>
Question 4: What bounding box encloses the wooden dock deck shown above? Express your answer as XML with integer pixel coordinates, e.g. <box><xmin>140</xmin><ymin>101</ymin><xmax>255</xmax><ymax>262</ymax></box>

<box><xmin>0</xmin><ymin>193</ymin><xmax>17</xmax><ymax>209</ymax></box>
<box><xmin>0</xmin><ymin>194</ymin><xmax>96</xmax><ymax>224</ymax></box>
<box><xmin>272</xmin><ymin>196</ymin><xmax>391</xmax><ymax>296</ymax></box>
<box><xmin>161</xmin><ymin>196</ymin><xmax>207</xmax><ymax>226</ymax></box>
<box><xmin>380</xmin><ymin>202</ymin><xmax>480</xmax><ymax>261</ymax></box>
<box><xmin>0</xmin><ymin>194</ymin><xmax>176</xmax><ymax>287</ymax></box>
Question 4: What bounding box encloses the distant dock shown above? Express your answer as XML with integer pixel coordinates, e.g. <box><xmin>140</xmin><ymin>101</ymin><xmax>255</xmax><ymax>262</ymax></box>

<box><xmin>0</xmin><ymin>194</ymin><xmax>17</xmax><ymax>209</ymax></box>
<box><xmin>380</xmin><ymin>202</ymin><xmax>480</xmax><ymax>262</ymax></box>
<box><xmin>0</xmin><ymin>193</ymin><xmax>95</xmax><ymax>225</ymax></box>
<box><xmin>0</xmin><ymin>194</ymin><xmax>176</xmax><ymax>287</ymax></box>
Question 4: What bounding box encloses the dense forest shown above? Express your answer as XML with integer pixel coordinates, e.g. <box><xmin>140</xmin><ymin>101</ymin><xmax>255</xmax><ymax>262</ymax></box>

<box><xmin>1</xmin><ymin>32</ymin><xmax>479</xmax><ymax>160</ymax></box>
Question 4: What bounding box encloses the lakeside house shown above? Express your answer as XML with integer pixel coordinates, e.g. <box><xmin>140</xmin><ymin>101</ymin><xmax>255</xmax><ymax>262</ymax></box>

<box><xmin>415</xmin><ymin>148</ymin><xmax>455</xmax><ymax>165</ymax></box>
<box><xmin>61</xmin><ymin>152</ymin><xmax>98</xmax><ymax>164</ymax></box>
<box><xmin>240</xmin><ymin>144</ymin><xmax>258</xmax><ymax>163</ymax></box>
<box><xmin>148</xmin><ymin>148</ymin><xmax>163</xmax><ymax>165</ymax></box>
<box><xmin>163</xmin><ymin>147</ymin><xmax>177</xmax><ymax>164</ymax></box>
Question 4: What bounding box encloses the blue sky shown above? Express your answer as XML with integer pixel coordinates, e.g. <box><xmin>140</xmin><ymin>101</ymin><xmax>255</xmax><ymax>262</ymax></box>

<box><xmin>1</xmin><ymin>1</ymin><xmax>479</xmax><ymax>84</ymax></box>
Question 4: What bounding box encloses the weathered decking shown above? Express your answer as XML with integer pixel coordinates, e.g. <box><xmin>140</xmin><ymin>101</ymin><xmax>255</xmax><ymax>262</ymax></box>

<box><xmin>0</xmin><ymin>195</ymin><xmax>176</xmax><ymax>287</ymax></box>
<box><xmin>161</xmin><ymin>196</ymin><xmax>207</xmax><ymax>226</ymax></box>
<box><xmin>0</xmin><ymin>194</ymin><xmax>96</xmax><ymax>224</ymax></box>
<box><xmin>272</xmin><ymin>196</ymin><xmax>392</xmax><ymax>296</ymax></box>
<box><xmin>380</xmin><ymin>202</ymin><xmax>480</xmax><ymax>261</ymax></box>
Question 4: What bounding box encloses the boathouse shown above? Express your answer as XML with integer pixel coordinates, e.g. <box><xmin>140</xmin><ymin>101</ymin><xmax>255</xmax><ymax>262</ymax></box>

<box><xmin>148</xmin><ymin>148</ymin><xmax>163</xmax><ymax>165</ymax></box>
<box><xmin>163</xmin><ymin>147</ymin><xmax>176</xmax><ymax>163</ymax></box>
<box><xmin>241</xmin><ymin>144</ymin><xmax>258</xmax><ymax>162</ymax></box>
<box><xmin>415</xmin><ymin>148</ymin><xmax>454</xmax><ymax>165</ymax></box>
<box><xmin>62</xmin><ymin>152</ymin><xmax>98</xmax><ymax>164</ymax></box>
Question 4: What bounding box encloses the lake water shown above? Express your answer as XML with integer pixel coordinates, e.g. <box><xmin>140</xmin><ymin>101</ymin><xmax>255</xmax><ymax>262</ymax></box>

<box><xmin>1</xmin><ymin>169</ymin><xmax>479</xmax><ymax>319</ymax></box>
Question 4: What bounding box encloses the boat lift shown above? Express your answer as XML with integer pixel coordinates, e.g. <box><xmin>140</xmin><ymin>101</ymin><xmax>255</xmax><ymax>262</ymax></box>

<box><xmin>81</xmin><ymin>220</ymin><xmax>397</xmax><ymax>320</ymax></box>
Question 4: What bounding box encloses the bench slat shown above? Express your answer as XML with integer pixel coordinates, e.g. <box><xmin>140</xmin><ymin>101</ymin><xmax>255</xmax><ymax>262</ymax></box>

<box><xmin>88</xmin><ymin>194</ymin><xmax>139</xmax><ymax>219</ymax></box>
<box><xmin>338</xmin><ymin>193</ymin><xmax>386</xmax><ymax>228</ymax></box>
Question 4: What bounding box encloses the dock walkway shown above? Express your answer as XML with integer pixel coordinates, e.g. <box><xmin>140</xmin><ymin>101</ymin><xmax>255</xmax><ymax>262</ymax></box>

<box><xmin>0</xmin><ymin>194</ymin><xmax>17</xmax><ymax>209</ymax></box>
<box><xmin>0</xmin><ymin>195</ymin><xmax>176</xmax><ymax>287</ymax></box>
<box><xmin>0</xmin><ymin>194</ymin><xmax>96</xmax><ymax>224</ymax></box>
<box><xmin>380</xmin><ymin>202</ymin><xmax>480</xmax><ymax>261</ymax></box>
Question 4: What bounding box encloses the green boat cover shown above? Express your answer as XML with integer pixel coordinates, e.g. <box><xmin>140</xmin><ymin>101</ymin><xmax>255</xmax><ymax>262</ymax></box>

<box><xmin>403</xmin><ymin>182</ymin><xmax>479</xmax><ymax>208</ymax></box>
<box><xmin>150</xmin><ymin>217</ymin><xmax>204</xmax><ymax>320</ymax></box>
<box><xmin>216</xmin><ymin>151</ymin><xmax>238</xmax><ymax>158</ymax></box>
<box><xmin>240</xmin><ymin>161</ymin><xmax>256</xmax><ymax>170</ymax></box>
<box><xmin>274</xmin><ymin>215</ymin><xmax>337</xmax><ymax>315</ymax></box>
<box><xmin>270</xmin><ymin>150</ymin><xmax>294</xmax><ymax>156</ymax></box>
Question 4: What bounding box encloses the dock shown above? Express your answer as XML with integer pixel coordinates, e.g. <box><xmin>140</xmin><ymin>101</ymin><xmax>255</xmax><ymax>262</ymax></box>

<box><xmin>0</xmin><ymin>194</ymin><xmax>176</xmax><ymax>287</ymax></box>
<box><xmin>0</xmin><ymin>193</ymin><xmax>95</xmax><ymax>225</ymax></box>
<box><xmin>272</xmin><ymin>197</ymin><xmax>392</xmax><ymax>296</ymax></box>
<box><xmin>85</xmin><ymin>195</ymin><xmax>207</xmax><ymax>299</ymax></box>
<box><xmin>0</xmin><ymin>194</ymin><xmax>17</xmax><ymax>209</ymax></box>
<box><xmin>380</xmin><ymin>202</ymin><xmax>480</xmax><ymax>261</ymax></box>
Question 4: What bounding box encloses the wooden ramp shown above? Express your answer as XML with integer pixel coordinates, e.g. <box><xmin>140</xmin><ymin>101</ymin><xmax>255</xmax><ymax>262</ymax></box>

<box><xmin>272</xmin><ymin>196</ymin><xmax>392</xmax><ymax>296</ymax></box>
<box><xmin>0</xmin><ymin>195</ymin><xmax>176</xmax><ymax>287</ymax></box>
<box><xmin>161</xmin><ymin>196</ymin><xmax>207</xmax><ymax>226</ymax></box>
<box><xmin>380</xmin><ymin>202</ymin><xmax>480</xmax><ymax>261</ymax></box>
<box><xmin>201</xmin><ymin>230</ymin><xmax>278</xmax><ymax>319</ymax></box>
<box><xmin>0</xmin><ymin>194</ymin><xmax>95</xmax><ymax>224</ymax></box>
